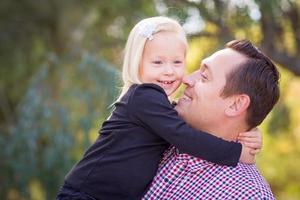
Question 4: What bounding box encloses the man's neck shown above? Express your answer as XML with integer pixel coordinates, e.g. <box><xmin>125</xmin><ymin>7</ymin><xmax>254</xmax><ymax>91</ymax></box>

<box><xmin>206</xmin><ymin>120</ymin><xmax>248</xmax><ymax>142</ymax></box>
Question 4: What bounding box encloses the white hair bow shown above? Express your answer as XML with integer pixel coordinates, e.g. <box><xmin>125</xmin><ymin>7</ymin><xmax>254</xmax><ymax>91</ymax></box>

<box><xmin>138</xmin><ymin>23</ymin><xmax>156</xmax><ymax>40</ymax></box>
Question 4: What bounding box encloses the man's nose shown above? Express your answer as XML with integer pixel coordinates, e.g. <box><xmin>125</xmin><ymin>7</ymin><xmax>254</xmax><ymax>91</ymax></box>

<box><xmin>182</xmin><ymin>73</ymin><xmax>196</xmax><ymax>87</ymax></box>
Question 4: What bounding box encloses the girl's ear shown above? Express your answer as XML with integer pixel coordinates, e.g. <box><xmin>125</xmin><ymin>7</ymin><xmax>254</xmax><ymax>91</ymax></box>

<box><xmin>225</xmin><ymin>94</ymin><xmax>250</xmax><ymax>117</ymax></box>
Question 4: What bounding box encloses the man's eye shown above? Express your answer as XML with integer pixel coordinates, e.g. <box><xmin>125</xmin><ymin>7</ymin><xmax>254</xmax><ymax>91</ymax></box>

<box><xmin>200</xmin><ymin>72</ymin><xmax>208</xmax><ymax>80</ymax></box>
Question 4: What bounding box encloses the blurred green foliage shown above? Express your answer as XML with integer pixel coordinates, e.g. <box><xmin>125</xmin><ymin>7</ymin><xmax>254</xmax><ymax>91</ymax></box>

<box><xmin>0</xmin><ymin>53</ymin><xmax>119</xmax><ymax>199</ymax></box>
<box><xmin>0</xmin><ymin>0</ymin><xmax>299</xmax><ymax>199</ymax></box>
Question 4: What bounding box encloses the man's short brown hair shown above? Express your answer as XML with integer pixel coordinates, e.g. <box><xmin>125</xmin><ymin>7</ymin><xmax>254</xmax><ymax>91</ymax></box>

<box><xmin>221</xmin><ymin>39</ymin><xmax>280</xmax><ymax>129</ymax></box>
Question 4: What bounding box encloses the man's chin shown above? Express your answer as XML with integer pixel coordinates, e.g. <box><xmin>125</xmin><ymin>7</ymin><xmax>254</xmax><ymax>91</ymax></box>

<box><xmin>174</xmin><ymin>105</ymin><xmax>185</xmax><ymax>119</ymax></box>
<box><xmin>176</xmin><ymin>98</ymin><xmax>187</xmax><ymax>111</ymax></box>
<box><xmin>174</xmin><ymin>103</ymin><xmax>180</xmax><ymax>111</ymax></box>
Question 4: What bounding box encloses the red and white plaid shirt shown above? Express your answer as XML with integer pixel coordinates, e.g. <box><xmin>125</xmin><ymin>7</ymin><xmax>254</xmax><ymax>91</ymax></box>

<box><xmin>143</xmin><ymin>147</ymin><xmax>275</xmax><ymax>200</ymax></box>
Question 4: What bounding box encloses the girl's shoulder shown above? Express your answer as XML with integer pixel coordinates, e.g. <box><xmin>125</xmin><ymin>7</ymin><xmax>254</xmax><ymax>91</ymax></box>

<box><xmin>131</xmin><ymin>83</ymin><xmax>165</xmax><ymax>93</ymax></box>
<box><xmin>126</xmin><ymin>83</ymin><xmax>170</xmax><ymax>107</ymax></box>
<box><xmin>129</xmin><ymin>83</ymin><xmax>168</xmax><ymax>101</ymax></box>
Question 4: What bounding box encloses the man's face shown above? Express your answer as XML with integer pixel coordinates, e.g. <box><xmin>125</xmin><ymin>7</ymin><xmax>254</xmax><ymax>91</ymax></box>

<box><xmin>176</xmin><ymin>48</ymin><xmax>247</xmax><ymax>133</ymax></box>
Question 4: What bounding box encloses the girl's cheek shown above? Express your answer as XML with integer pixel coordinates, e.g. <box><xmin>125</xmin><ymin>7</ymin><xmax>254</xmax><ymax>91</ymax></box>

<box><xmin>178</xmin><ymin>68</ymin><xmax>185</xmax><ymax>79</ymax></box>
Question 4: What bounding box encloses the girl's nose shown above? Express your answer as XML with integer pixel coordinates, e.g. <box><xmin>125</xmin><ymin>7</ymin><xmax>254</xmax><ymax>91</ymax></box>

<box><xmin>164</xmin><ymin>64</ymin><xmax>174</xmax><ymax>75</ymax></box>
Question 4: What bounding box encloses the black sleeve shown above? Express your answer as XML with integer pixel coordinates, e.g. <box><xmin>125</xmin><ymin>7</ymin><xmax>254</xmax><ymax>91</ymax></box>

<box><xmin>128</xmin><ymin>84</ymin><xmax>242</xmax><ymax>167</ymax></box>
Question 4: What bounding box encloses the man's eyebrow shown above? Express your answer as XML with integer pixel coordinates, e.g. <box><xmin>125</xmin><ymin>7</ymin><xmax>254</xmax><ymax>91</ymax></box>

<box><xmin>201</xmin><ymin>62</ymin><xmax>210</xmax><ymax>72</ymax></box>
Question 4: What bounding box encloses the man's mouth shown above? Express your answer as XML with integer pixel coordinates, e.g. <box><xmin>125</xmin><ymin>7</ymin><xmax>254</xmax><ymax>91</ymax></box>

<box><xmin>182</xmin><ymin>95</ymin><xmax>192</xmax><ymax>101</ymax></box>
<box><xmin>181</xmin><ymin>92</ymin><xmax>192</xmax><ymax>102</ymax></box>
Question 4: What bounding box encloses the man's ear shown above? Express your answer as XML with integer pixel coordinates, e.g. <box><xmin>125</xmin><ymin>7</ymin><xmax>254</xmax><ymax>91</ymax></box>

<box><xmin>225</xmin><ymin>94</ymin><xmax>250</xmax><ymax>117</ymax></box>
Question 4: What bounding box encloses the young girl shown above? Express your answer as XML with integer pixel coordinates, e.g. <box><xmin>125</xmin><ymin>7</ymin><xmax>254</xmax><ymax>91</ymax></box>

<box><xmin>57</xmin><ymin>16</ymin><xmax>261</xmax><ymax>200</ymax></box>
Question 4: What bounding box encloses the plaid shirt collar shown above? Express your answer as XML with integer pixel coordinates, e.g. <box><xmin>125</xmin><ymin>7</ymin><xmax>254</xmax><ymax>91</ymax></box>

<box><xmin>169</xmin><ymin>148</ymin><xmax>218</xmax><ymax>172</ymax></box>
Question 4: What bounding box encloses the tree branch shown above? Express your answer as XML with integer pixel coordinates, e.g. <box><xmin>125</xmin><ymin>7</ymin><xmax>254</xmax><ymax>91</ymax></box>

<box><xmin>285</xmin><ymin>1</ymin><xmax>300</xmax><ymax>52</ymax></box>
<box><xmin>263</xmin><ymin>48</ymin><xmax>300</xmax><ymax>76</ymax></box>
<box><xmin>259</xmin><ymin>1</ymin><xmax>300</xmax><ymax>76</ymax></box>
<box><xmin>188</xmin><ymin>31</ymin><xmax>216</xmax><ymax>39</ymax></box>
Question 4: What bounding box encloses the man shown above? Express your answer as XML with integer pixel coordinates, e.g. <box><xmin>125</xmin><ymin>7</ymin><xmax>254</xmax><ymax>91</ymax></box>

<box><xmin>143</xmin><ymin>39</ymin><xmax>279</xmax><ymax>199</ymax></box>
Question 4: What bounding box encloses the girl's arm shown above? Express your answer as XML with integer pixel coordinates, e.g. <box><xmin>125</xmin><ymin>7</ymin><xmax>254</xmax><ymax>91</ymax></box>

<box><xmin>128</xmin><ymin>84</ymin><xmax>242</xmax><ymax>167</ymax></box>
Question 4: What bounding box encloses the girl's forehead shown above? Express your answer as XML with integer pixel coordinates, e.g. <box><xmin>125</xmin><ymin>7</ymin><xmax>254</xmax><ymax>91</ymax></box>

<box><xmin>145</xmin><ymin>32</ymin><xmax>187</xmax><ymax>50</ymax></box>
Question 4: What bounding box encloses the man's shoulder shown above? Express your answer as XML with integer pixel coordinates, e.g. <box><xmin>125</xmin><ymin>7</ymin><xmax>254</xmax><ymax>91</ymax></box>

<box><xmin>225</xmin><ymin>163</ymin><xmax>275</xmax><ymax>199</ymax></box>
<box><xmin>189</xmin><ymin>161</ymin><xmax>275</xmax><ymax>199</ymax></box>
<box><xmin>145</xmin><ymin>148</ymin><xmax>275</xmax><ymax>200</ymax></box>
<box><xmin>169</xmin><ymin>152</ymin><xmax>275</xmax><ymax>199</ymax></box>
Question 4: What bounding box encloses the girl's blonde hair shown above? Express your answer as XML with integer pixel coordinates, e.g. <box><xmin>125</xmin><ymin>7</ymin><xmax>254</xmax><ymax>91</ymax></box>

<box><xmin>117</xmin><ymin>16</ymin><xmax>188</xmax><ymax>101</ymax></box>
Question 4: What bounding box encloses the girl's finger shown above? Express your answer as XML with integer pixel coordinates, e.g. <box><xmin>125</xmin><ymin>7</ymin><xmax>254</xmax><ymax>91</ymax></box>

<box><xmin>250</xmin><ymin>127</ymin><xmax>258</xmax><ymax>131</ymax></box>
<box><xmin>244</xmin><ymin>142</ymin><xmax>262</xmax><ymax>149</ymax></box>
<box><xmin>238</xmin><ymin>140</ymin><xmax>262</xmax><ymax>148</ymax></box>
<box><xmin>239</xmin><ymin>132</ymin><xmax>259</xmax><ymax>138</ymax></box>
<box><xmin>250</xmin><ymin>149</ymin><xmax>260</xmax><ymax>155</ymax></box>
<box><xmin>238</xmin><ymin>137</ymin><xmax>261</xmax><ymax>143</ymax></box>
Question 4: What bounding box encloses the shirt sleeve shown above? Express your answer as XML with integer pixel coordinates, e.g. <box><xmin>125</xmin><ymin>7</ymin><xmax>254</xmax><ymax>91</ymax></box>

<box><xmin>127</xmin><ymin>83</ymin><xmax>242</xmax><ymax>167</ymax></box>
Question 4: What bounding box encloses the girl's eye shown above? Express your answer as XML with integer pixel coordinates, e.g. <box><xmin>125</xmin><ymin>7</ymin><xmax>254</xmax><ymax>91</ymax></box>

<box><xmin>174</xmin><ymin>60</ymin><xmax>182</xmax><ymax>64</ymax></box>
<box><xmin>153</xmin><ymin>61</ymin><xmax>162</xmax><ymax>64</ymax></box>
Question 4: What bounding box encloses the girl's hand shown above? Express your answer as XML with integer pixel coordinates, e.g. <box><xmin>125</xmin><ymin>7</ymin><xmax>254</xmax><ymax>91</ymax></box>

<box><xmin>238</xmin><ymin>127</ymin><xmax>262</xmax><ymax>155</ymax></box>
<box><xmin>239</xmin><ymin>144</ymin><xmax>255</xmax><ymax>164</ymax></box>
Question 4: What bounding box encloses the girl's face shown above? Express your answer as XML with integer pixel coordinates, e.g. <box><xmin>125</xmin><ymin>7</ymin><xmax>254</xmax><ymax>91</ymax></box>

<box><xmin>139</xmin><ymin>31</ymin><xmax>186</xmax><ymax>96</ymax></box>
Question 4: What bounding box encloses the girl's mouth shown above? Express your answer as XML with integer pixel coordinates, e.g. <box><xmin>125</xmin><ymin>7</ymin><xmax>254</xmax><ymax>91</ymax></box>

<box><xmin>157</xmin><ymin>80</ymin><xmax>175</xmax><ymax>84</ymax></box>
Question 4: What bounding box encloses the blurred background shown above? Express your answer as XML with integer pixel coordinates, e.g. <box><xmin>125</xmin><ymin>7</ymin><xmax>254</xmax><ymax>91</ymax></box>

<box><xmin>0</xmin><ymin>0</ymin><xmax>299</xmax><ymax>199</ymax></box>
